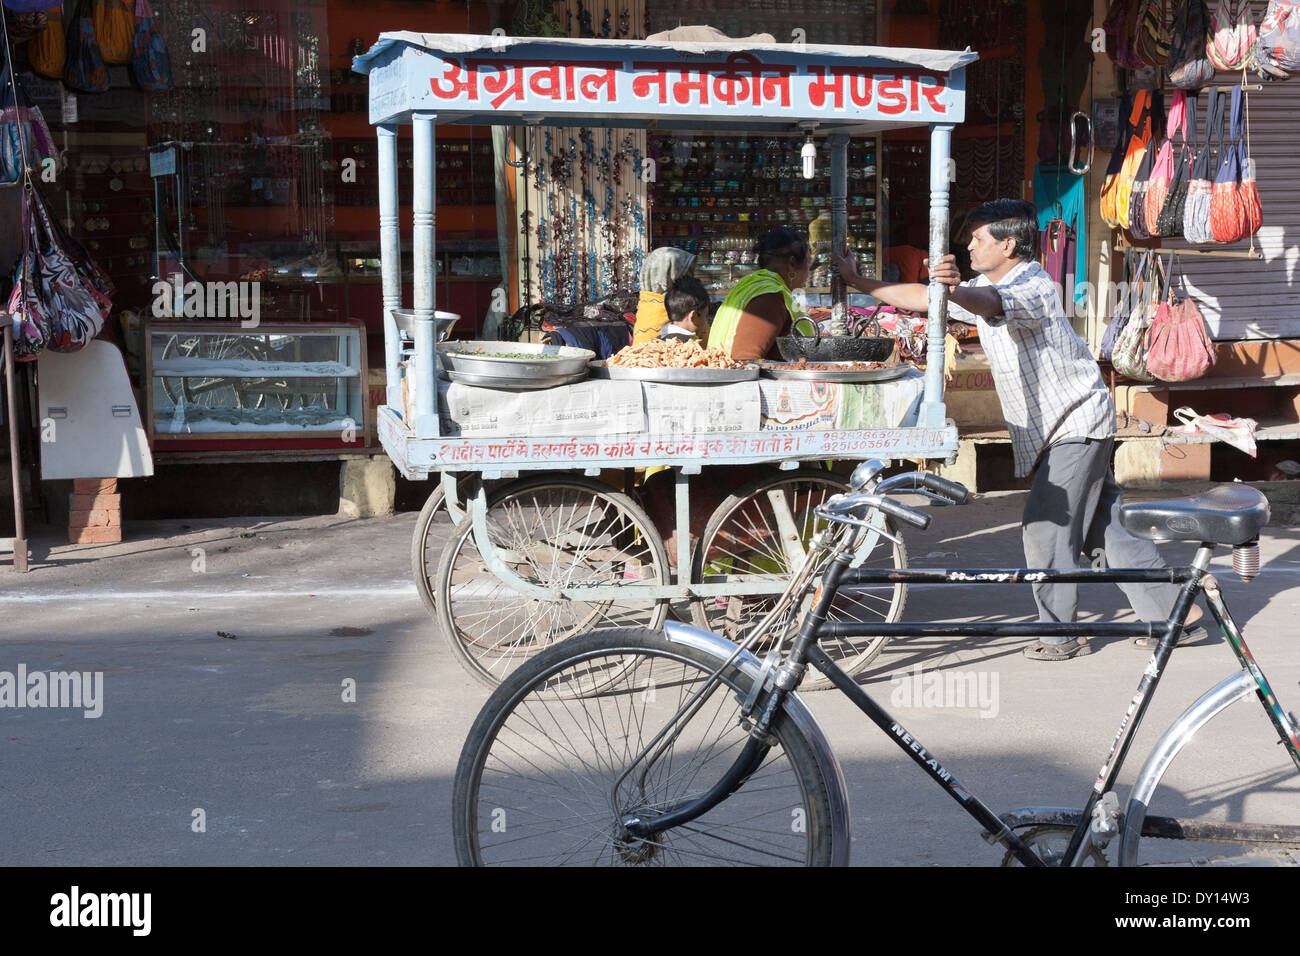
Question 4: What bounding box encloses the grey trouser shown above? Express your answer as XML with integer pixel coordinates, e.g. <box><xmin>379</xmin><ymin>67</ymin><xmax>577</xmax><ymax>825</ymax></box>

<box><xmin>1022</xmin><ymin>437</ymin><xmax>1181</xmax><ymax>643</ymax></box>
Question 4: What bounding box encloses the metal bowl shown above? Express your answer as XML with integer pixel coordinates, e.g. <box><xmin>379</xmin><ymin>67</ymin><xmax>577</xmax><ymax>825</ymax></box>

<box><xmin>776</xmin><ymin>335</ymin><xmax>896</xmax><ymax>363</ymax></box>
<box><xmin>392</xmin><ymin>308</ymin><xmax>461</xmax><ymax>341</ymax></box>
<box><xmin>438</xmin><ymin>341</ymin><xmax>595</xmax><ymax>380</ymax></box>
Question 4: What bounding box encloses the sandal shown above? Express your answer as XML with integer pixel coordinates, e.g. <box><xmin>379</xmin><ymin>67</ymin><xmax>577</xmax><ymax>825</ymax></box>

<box><xmin>1022</xmin><ymin>637</ymin><xmax>1091</xmax><ymax>661</ymax></box>
<box><xmin>1131</xmin><ymin>624</ymin><xmax>1208</xmax><ymax>650</ymax></box>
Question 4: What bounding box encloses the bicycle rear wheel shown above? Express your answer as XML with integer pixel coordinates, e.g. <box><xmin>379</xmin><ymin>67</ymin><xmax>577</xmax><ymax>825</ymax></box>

<box><xmin>1119</xmin><ymin>673</ymin><xmax>1300</xmax><ymax>866</ymax></box>
<box><xmin>453</xmin><ymin>627</ymin><xmax>835</xmax><ymax>866</ymax></box>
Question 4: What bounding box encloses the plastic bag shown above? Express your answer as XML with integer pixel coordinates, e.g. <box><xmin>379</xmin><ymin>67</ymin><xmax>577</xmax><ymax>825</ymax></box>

<box><xmin>1170</xmin><ymin>407</ymin><xmax>1258</xmax><ymax>456</ymax></box>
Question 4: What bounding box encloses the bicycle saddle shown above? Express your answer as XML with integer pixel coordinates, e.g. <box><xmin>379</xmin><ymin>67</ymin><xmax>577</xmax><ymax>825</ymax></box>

<box><xmin>1121</xmin><ymin>484</ymin><xmax>1270</xmax><ymax>545</ymax></box>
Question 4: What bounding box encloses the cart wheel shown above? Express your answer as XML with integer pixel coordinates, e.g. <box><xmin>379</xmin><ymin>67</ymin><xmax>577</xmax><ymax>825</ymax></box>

<box><xmin>434</xmin><ymin>475</ymin><xmax>671</xmax><ymax>687</ymax></box>
<box><xmin>411</xmin><ymin>473</ymin><xmax>488</xmax><ymax>619</ymax></box>
<box><xmin>688</xmin><ymin>468</ymin><xmax>907</xmax><ymax>690</ymax></box>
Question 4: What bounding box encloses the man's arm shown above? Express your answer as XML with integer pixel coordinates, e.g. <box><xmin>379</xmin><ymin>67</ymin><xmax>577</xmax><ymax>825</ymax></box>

<box><xmin>831</xmin><ymin>252</ymin><xmax>1004</xmax><ymax>318</ymax></box>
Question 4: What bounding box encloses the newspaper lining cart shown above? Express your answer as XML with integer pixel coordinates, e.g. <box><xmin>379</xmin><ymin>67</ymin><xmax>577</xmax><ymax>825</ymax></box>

<box><xmin>354</xmin><ymin>33</ymin><xmax>976</xmax><ymax>685</ymax></box>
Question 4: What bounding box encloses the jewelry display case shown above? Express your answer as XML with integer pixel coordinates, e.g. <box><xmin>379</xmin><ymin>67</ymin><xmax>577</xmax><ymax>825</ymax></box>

<box><xmin>145</xmin><ymin>322</ymin><xmax>367</xmax><ymax>447</ymax></box>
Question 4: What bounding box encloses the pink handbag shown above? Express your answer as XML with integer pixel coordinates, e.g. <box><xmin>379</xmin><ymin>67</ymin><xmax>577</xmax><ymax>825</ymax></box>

<box><xmin>1145</xmin><ymin>254</ymin><xmax>1217</xmax><ymax>382</ymax></box>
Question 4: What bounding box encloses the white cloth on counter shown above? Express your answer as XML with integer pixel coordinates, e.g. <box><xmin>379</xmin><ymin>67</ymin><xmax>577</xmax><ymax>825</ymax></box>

<box><xmin>438</xmin><ymin>368</ymin><xmax>925</xmax><ymax>438</ymax></box>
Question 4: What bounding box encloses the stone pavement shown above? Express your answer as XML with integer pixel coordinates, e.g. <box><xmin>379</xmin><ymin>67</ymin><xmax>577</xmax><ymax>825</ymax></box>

<box><xmin>1</xmin><ymin>485</ymin><xmax>1297</xmax><ymax>866</ymax></box>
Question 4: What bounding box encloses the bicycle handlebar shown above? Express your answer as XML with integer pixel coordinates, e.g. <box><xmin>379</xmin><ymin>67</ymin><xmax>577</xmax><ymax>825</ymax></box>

<box><xmin>822</xmin><ymin>492</ymin><xmax>932</xmax><ymax>531</ymax></box>
<box><xmin>875</xmin><ymin>471</ymin><xmax>969</xmax><ymax>505</ymax></box>
<box><xmin>920</xmin><ymin>473</ymin><xmax>969</xmax><ymax>505</ymax></box>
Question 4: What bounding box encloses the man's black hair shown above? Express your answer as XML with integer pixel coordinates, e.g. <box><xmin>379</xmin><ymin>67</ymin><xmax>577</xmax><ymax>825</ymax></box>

<box><xmin>753</xmin><ymin>227</ymin><xmax>810</xmax><ymax>270</ymax></box>
<box><xmin>665</xmin><ymin>275</ymin><xmax>710</xmax><ymax>326</ymax></box>
<box><xmin>967</xmin><ymin>199</ymin><xmax>1038</xmax><ymax>261</ymax></box>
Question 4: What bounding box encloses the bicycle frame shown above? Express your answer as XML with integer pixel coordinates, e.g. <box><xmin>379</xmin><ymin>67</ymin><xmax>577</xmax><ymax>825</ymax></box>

<box><xmin>624</xmin><ymin>540</ymin><xmax>1300</xmax><ymax>867</ymax></box>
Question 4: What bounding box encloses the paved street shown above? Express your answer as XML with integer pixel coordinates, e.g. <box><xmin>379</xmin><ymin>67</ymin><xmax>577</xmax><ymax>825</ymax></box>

<box><xmin>2</xmin><ymin>487</ymin><xmax>1298</xmax><ymax>866</ymax></box>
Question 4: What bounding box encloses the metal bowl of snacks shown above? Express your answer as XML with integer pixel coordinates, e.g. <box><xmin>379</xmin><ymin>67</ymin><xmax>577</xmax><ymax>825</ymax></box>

<box><xmin>776</xmin><ymin>332</ymin><xmax>896</xmax><ymax>363</ymax></box>
<box><xmin>437</xmin><ymin>340</ymin><xmax>595</xmax><ymax>386</ymax></box>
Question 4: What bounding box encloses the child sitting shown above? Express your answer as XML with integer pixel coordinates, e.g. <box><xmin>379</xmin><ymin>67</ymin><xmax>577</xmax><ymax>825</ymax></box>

<box><xmin>656</xmin><ymin>276</ymin><xmax>711</xmax><ymax>343</ymax></box>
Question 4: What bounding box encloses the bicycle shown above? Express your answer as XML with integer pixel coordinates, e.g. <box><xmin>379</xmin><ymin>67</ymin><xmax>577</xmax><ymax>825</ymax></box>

<box><xmin>452</xmin><ymin>460</ymin><xmax>1300</xmax><ymax>866</ymax></box>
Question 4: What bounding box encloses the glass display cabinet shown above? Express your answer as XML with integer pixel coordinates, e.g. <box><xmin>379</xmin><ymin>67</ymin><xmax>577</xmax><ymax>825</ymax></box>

<box><xmin>145</xmin><ymin>322</ymin><xmax>366</xmax><ymax>446</ymax></box>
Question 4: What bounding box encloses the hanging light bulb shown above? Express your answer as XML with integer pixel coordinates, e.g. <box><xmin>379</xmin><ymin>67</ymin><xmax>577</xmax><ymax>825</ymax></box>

<box><xmin>801</xmin><ymin>134</ymin><xmax>816</xmax><ymax>180</ymax></box>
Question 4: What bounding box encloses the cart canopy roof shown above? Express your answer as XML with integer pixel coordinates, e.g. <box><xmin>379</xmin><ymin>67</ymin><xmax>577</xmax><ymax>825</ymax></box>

<box><xmin>354</xmin><ymin>33</ymin><xmax>975</xmax><ymax>134</ymax></box>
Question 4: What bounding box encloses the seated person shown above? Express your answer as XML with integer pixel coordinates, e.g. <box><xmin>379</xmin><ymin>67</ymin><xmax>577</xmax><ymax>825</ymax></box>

<box><xmin>633</xmin><ymin>246</ymin><xmax>699</xmax><ymax>343</ymax></box>
<box><xmin>656</xmin><ymin>276</ymin><xmax>711</xmax><ymax>343</ymax></box>
<box><xmin>707</xmin><ymin>227</ymin><xmax>810</xmax><ymax>361</ymax></box>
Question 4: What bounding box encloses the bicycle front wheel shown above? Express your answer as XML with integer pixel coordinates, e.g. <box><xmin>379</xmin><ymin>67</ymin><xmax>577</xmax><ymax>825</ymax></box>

<box><xmin>453</xmin><ymin>627</ymin><xmax>836</xmax><ymax>866</ymax></box>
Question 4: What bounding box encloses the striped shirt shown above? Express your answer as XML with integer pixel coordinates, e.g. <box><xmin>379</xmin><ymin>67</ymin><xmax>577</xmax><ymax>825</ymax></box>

<box><xmin>946</xmin><ymin>259</ymin><xmax>1114</xmax><ymax>477</ymax></box>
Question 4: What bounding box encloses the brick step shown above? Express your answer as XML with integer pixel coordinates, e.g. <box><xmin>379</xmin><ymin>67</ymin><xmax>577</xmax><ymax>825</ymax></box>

<box><xmin>69</xmin><ymin>526</ymin><xmax>121</xmax><ymax>545</ymax></box>
<box><xmin>72</xmin><ymin>478</ymin><xmax>118</xmax><ymax>495</ymax></box>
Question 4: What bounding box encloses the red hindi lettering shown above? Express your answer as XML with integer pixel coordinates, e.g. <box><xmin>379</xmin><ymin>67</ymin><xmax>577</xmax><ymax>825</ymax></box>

<box><xmin>480</xmin><ymin>62</ymin><xmax>527</xmax><ymax>109</ymax></box>
<box><xmin>876</xmin><ymin>76</ymin><xmax>907</xmax><ymax>115</ymax></box>
<box><xmin>577</xmin><ymin>65</ymin><xmax>618</xmax><ymax>102</ymax></box>
<box><xmin>672</xmin><ymin>69</ymin><xmax>709</xmax><ymax>106</ymax></box>
<box><xmin>527</xmin><ymin>64</ymin><xmax>574</xmax><ymax>101</ymax></box>
<box><xmin>711</xmin><ymin>53</ymin><xmax>762</xmax><ymax>107</ymax></box>
<box><xmin>631</xmin><ymin>66</ymin><xmax>670</xmax><ymax>103</ymax></box>
<box><xmin>761</xmin><ymin>71</ymin><xmax>793</xmax><ymax>108</ymax></box>
<box><xmin>918</xmin><ymin>73</ymin><xmax>947</xmax><ymax>114</ymax></box>
<box><xmin>429</xmin><ymin>61</ymin><xmax>478</xmax><ymax>101</ymax></box>
<box><xmin>808</xmin><ymin>66</ymin><xmax>843</xmax><ymax>109</ymax></box>
<box><xmin>846</xmin><ymin>71</ymin><xmax>873</xmax><ymax>107</ymax></box>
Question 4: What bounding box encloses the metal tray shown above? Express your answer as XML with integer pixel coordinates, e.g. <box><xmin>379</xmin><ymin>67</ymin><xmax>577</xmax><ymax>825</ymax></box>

<box><xmin>759</xmin><ymin>361</ymin><xmax>913</xmax><ymax>383</ymax></box>
<box><xmin>438</xmin><ymin>341</ymin><xmax>594</xmax><ymax>379</ymax></box>
<box><xmin>443</xmin><ymin>369</ymin><xmax>589</xmax><ymax>390</ymax></box>
<box><xmin>589</xmin><ymin>361</ymin><xmax>758</xmax><ymax>384</ymax></box>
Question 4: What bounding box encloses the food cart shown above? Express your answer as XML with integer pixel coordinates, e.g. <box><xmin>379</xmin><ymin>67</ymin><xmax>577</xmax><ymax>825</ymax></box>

<box><xmin>353</xmin><ymin>33</ymin><xmax>976</xmax><ymax>686</ymax></box>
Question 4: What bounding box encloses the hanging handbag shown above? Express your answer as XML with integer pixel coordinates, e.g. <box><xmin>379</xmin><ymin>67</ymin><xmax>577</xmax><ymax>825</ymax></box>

<box><xmin>1156</xmin><ymin>92</ymin><xmax>1194</xmax><ymax>236</ymax></box>
<box><xmin>6</xmin><ymin>188</ymin><xmax>47</xmax><ymax>362</ymax></box>
<box><xmin>1105</xmin><ymin>0</ymin><xmax>1147</xmax><ymax>69</ymax></box>
<box><xmin>92</xmin><ymin>0</ymin><xmax>135</xmax><ymax>65</ymax></box>
<box><xmin>1145</xmin><ymin>254</ymin><xmax>1217</xmax><ymax>381</ymax></box>
<box><xmin>1210</xmin><ymin>86</ymin><xmax>1252</xmax><ymax>243</ymax></box>
<box><xmin>1113</xmin><ymin>253</ymin><xmax>1161</xmax><ymax>381</ymax></box>
<box><xmin>1101</xmin><ymin>92</ymin><xmax>1136</xmax><ymax>228</ymax></box>
<box><xmin>1184</xmin><ymin>87</ymin><xmax>1221</xmax><ymax>244</ymax></box>
<box><xmin>1100</xmin><ymin>248</ymin><xmax>1141</xmax><ymax>362</ymax></box>
<box><xmin>64</xmin><ymin>0</ymin><xmax>111</xmax><ymax>93</ymax></box>
<box><xmin>1209</xmin><ymin>0</ymin><xmax>1258</xmax><ymax>70</ymax></box>
<box><xmin>1116</xmin><ymin>91</ymin><xmax>1156</xmax><ymax>230</ymax></box>
<box><xmin>1236</xmin><ymin>89</ymin><xmax>1263</xmax><ymax>237</ymax></box>
<box><xmin>1128</xmin><ymin>138</ymin><xmax>1158</xmax><ymax>240</ymax></box>
<box><xmin>29</xmin><ymin>8</ymin><xmax>67</xmax><ymax>80</ymax></box>
<box><xmin>1136</xmin><ymin>0</ymin><xmax>1173</xmax><ymax>66</ymax></box>
<box><xmin>1254</xmin><ymin>0</ymin><xmax>1300</xmax><ymax>76</ymax></box>
<box><xmin>29</xmin><ymin>188</ymin><xmax>108</xmax><ymax>351</ymax></box>
<box><xmin>130</xmin><ymin>0</ymin><xmax>173</xmax><ymax>92</ymax></box>
<box><xmin>1144</xmin><ymin>90</ymin><xmax>1183</xmax><ymax>236</ymax></box>
<box><xmin>1</xmin><ymin>43</ymin><xmax>57</xmax><ymax>184</ymax></box>
<box><xmin>1169</xmin><ymin>0</ymin><xmax>1217</xmax><ymax>86</ymax></box>
<box><xmin>1040</xmin><ymin>217</ymin><xmax>1073</xmax><ymax>291</ymax></box>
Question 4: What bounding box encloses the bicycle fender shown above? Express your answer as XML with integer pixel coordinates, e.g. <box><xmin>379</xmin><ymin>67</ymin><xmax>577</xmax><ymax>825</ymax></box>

<box><xmin>663</xmin><ymin>620</ymin><xmax>852</xmax><ymax>866</ymax></box>
<box><xmin>1118</xmin><ymin>670</ymin><xmax>1255</xmax><ymax>867</ymax></box>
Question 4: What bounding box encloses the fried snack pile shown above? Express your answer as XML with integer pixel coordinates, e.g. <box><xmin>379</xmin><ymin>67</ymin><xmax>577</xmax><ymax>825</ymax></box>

<box><xmin>606</xmin><ymin>339</ymin><xmax>742</xmax><ymax>369</ymax></box>
<box><xmin>784</xmin><ymin>359</ymin><xmax>889</xmax><ymax>370</ymax></box>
